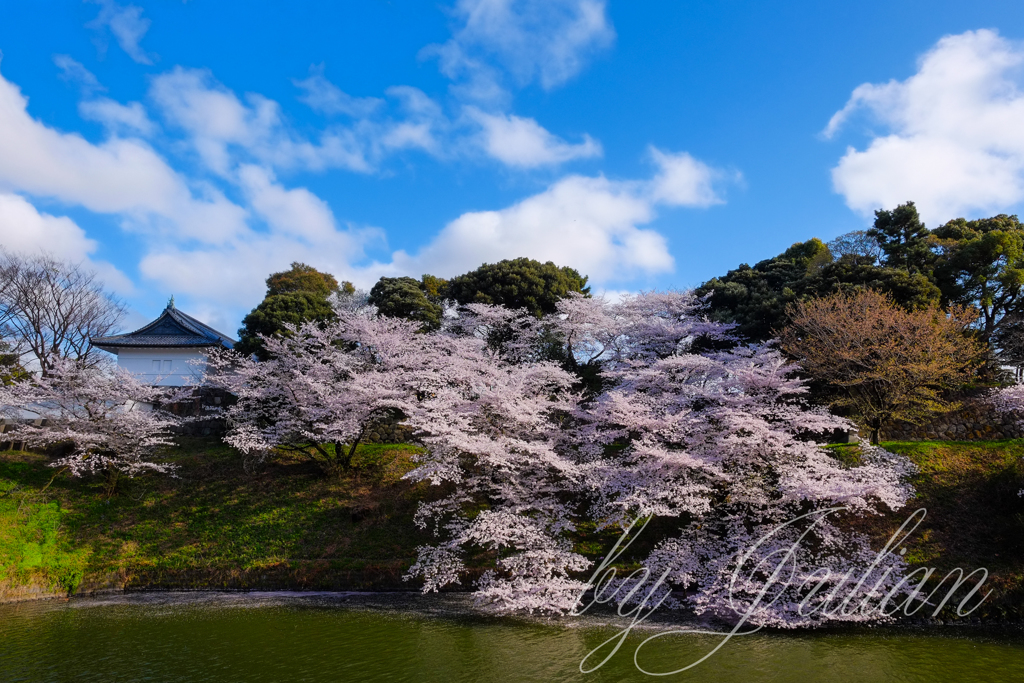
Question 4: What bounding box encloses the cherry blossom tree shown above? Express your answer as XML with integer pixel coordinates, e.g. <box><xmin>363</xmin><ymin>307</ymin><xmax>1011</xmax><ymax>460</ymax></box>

<box><xmin>0</xmin><ymin>358</ymin><xmax>181</xmax><ymax>495</ymax></box>
<box><xmin>989</xmin><ymin>385</ymin><xmax>1024</xmax><ymax>497</ymax></box>
<box><xmin>211</xmin><ymin>301</ymin><xmax>595</xmax><ymax>605</ymax></box>
<box><xmin>207</xmin><ymin>312</ymin><xmax>434</xmax><ymax>473</ymax></box>
<box><xmin>211</xmin><ymin>292</ymin><xmax>916</xmax><ymax>623</ymax></box>
<box><xmin>400</xmin><ymin>330</ymin><xmax>593</xmax><ymax>612</ymax></box>
<box><xmin>576</xmin><ymin>341</ymin><xmax>914</xmax><ymax>626</ymax></box>
<box><xmin>406</xmin><ymin>292</ymin><xmax>915</xmax><ymax>623</ymax></box>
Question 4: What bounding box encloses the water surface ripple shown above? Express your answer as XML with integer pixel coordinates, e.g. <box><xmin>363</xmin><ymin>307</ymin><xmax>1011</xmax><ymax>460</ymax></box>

<box><xmin>1</xmin><ymin>592</ymin><xmax>1021</xmax><ymax>682</ymax></box>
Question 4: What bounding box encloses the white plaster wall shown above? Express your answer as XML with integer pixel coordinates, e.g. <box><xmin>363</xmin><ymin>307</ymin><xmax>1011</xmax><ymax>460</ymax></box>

<box><xmin>116</xmin><ymin>348</ymin><xmax>209</xmax><ymax>386</ymax></box>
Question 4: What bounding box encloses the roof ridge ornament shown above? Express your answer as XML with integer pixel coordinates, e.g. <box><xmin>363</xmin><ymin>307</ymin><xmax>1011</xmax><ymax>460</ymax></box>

<box><xmin>167</xmin><ymin>295</ymin><xmax>175</xmax><ymax>309</ymax></box>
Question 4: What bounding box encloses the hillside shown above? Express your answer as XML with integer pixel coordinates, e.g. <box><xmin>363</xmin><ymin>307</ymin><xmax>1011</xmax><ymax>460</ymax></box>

<box><xmin>2</xmin><ymin>438</ymin><xmax>1022</xmax><ymax>620</ymax></box>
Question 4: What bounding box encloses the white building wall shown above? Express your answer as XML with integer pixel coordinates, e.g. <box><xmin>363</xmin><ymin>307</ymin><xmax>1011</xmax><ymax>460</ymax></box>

<box><xmin>116</xmin><ymin>348</ymin><xmax>209</xmax><ymax>386</ymax></box>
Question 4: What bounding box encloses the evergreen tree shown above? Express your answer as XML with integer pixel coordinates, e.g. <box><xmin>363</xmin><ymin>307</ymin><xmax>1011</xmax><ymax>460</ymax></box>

<box><xmin>445</xmin><ymin>257</ymin><xmax>590</xmax><ymax>318</ymax></box>
<box><xmin>236</xmin><ymin>263</ymin><xmax>341</xmax><ymax>359</ymax></box>
<box><xmin>369</xmin><ymin>276</ymin><xmax>442</xmax><ymax>331</ymax></box>
<box><xmin>868</xmin><ymin>201</ymin><xmax>934</xmax><ymax>273</ymax></box>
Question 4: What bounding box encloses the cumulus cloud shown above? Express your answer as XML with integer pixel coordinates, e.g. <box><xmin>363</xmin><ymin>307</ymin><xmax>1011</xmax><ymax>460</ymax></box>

<box><xmin>86</xmin><ymin>0</ymin><xmax>155</xmax><ymax>65</ymax></box>
<box><xmin>387</xmin><ymin>175</ymin><xmax>669</xmax><ymax>279</ymax></box>
<box><xmin>648</xmin><ymin>147</ymin><xmax>730</xmax><ymax>207</ymax></box>
<box><xmin>427</xmin><ymin>0</ymin><xmax>615</xmax><ymax>101</ymax></box>
<box><xmin>237</xmin><ymin>164</ymin><xmax>342</xmax><ymax>243</ymax></box>
<box><xmin>0</xmin><ymin>64</ymin><xmax>247</xmax><ymax>243</ymax></box>
<box><xmin>139</xmin><ymin>227</ymin><xmax>381</xmax><ymax>311</ymax></box>
<box><xmin>259</xmin><ymin>63</ymin><xmax>599</xmax><ymax>171</ymax></box>
<box><xmin>136</xmin><ymin>144</ymin><xmax>727</xmax><ymax>322</ymax></box>
<box><xmin>52</xmin><ymin>56</ymin><xmax>155</xmax><ymax>136</ymax></box>
<box><xmin>467</xmin><ymin>107</ymin><xmax>601</xmax><ymax>167</ymax></box>
<box><xmin>378</xmin><ymin>86</ymin><xmax>448</xmax><ymax>154</ymax></box>
<box><xmin>381</xmin><ymin>147</ymin><xmax>728</xmax><ymax>281</ymax></box>
<box><xmin>826</xmin><ymin>29</ymin><xmax>1024</xmax><ymax>225</ymax></box>
<box><xmin>0</xmin><ymin>192</ymin><xmax>133</xmax><ymax>293</ymax></box>
<box><xmin>139</xmin><ymin>164</ymin><xmax>385</xmax><ymax>309</ymax></box>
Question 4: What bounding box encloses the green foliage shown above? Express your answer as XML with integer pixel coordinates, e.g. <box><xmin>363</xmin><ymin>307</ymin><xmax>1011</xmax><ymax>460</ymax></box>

<box><xmin>236</xmin><ymin>291</ymin><xmax>337</xmax><ymax>359</ymax></box>
<box><xmin>932</xmin><ymin>214</ymin><xmax>1024</xmax><ymax>344</ymax></box>
<box><xmin>869</xmin><ymin>201</ymin><xmax>934</xmax><ymax>272</ymax></box>
<box><xmin>826</xmin><ymin>230</ymin><xmax>883</xmax><ymax>266</ymax></box>
<box><xmin>698</xmin><ymin>234</ymin><xmax>943</xmax><ymax>343</ymax></box>
<box><xmin>237</xmin><ymin>263</ymin><xmax>341</xmax><ymax>359</ymax></box>
<box><xmin>810</xmin><ymin>258</ymin><xmax>941</xmax><ymax>310</ymax></box>
<box><xmin>700</xmin><ymin>205</ymin><xmax>1024</xmax><ymax>357</ymax></box>
<box><xmin>265</xmin><ymin>262</ymin><xmax>340</xmax><ymax>297</ymax></box>
<box><xmin>368</xmin><ymin>277</ymin><xmax>442</xmax><ymax>331</ymax></box>
<box><xmin>0</xmin><ymin>469</ymin><xmax>89</xmax><ymax>593</ymax></box>
<box><xmin>0</xmin><ymin>442</ymin><xmax>437</xmax><ymax>591</ymax></box>
<box><xmin>445</xmin><ymin>257</ymin><xmax>590</xmax><ymax>318</ymax></box>
<box><xmin>419</xmin><ymin>274</ymin><xmax>448</xmax><ymax>302</ymax></box>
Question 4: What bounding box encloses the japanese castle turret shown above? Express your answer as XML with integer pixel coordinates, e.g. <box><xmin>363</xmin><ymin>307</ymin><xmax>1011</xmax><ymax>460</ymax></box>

<box><xmin>91</xmin><ymin>298</ymin><xmax>236</xmax><ymax>386</ymax></box>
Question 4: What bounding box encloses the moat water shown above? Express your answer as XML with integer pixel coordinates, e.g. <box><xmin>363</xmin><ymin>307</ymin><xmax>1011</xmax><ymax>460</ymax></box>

<box><xmin>1</xmin><ymin>592</ymin><xmax>1022</xmax><ymax>682</ymax></box>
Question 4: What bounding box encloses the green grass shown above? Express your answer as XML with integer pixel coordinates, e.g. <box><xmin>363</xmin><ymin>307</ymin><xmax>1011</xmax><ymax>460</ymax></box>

<box><xmin>2</xmin><ymin>437</ymin><xmax>1023</xmax><ymax>621</ymax></box>
<box><xmin>0</xmin><ymin>464</ymin><xmax>90</xmax><ymax>594</ymax></box>
<box><xmin>0</xmin><ymin>439</ymin><xmax>441</xmax><ymax>595</ymax></box>
<box><xmin>845</xmin><ymin>439</ymin><xmax>1024</xmax><ymax>620</ymax></box>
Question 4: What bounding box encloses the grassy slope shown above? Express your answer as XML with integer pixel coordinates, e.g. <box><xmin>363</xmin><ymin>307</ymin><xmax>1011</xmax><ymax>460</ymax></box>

<box><xmin>1</xmin><ymin>438</ymin><xmax>1023</xmax><ymax>619</ymax></box>
<box><xmin>1</xmin><ymin>439</ymin><xmax>443</xmax><ymax>596</ymax></box>
<box><xmin>862</xmin><ymin>440</ymin><xmax>1024</xmax><ymax>619</ymax></box>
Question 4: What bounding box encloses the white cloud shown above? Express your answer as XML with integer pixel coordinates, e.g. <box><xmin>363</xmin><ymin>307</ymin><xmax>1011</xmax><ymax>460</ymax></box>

<box><xmin>139</xmin><ymin>228</ymin><xmax>380</xmax><ymax>311</ymax></box>
<box><xmin>294</xmin><ymin>66</ymin><xmax>384</xmax><ymax>118</ymax></box>
<box><xmin>386</xmin><ymin>173</ymin><xmax>669</xmax><ymax>279</ymax></box>
<box><xmin>237</xmin><ymin>164</ymin><xmax>341</xmax><ymax>243</ymax></box>
<box><xmin>593</xmin><ymin>288</ymin><xmax>634</xmax><ymax>304</ymax></box>
<box><xmin>158</xmin><ymin>64</ymin><xmax>597</xmax><ymax>175</ymax></box>
<box><xmin>826</xmin><ymin>29</ymin><xmax>1024</xmax><ymax>225</ymax></box>
<box><xmin>0</xmin><ymin>64</ymin><xmax>247</xmax><ymax>243</ymax></box>
<box><xmin>0</xmin><ymin>193</ymin><xmax>95</xmax><ymax>260</ymax></box>
<box><xmin>137</xmin><ymin>145</ymin><xmax>727</xmax><ymax>325</ymax></box>
<box><xmin>382</xmin><ymin>148</ymin><xmax>727</xmax><ymax>281</ymax></box>
<box><xmin>647</xmin><ymin>147</ymin><xmax>729</xmax><ymax>207</ymax></box>
<box><xmin>139</xmin><ymin>164</ymin><xmax>384</xmax><ymax>310</ymax></box>
<box><xmin>86</xmin><ymin>0</ymin><xmax>155</xmax><ymax>65</ymax></box>
<box><xmin>467</xmin><ymin>107</ymin><xmax>601</xmax><ymax>167</ymax></box>
<box><xmin>79</xmin><ymin>97</ymin><xmax>155</xmax><ymax>136</ymax></box>
<box><xmin>427</xmin><ymin>0</ymin><xmax>615</xmax><ymax>100</ymax></box>
<box><xmin>53</xmin><ymin>55</ymin><xmax>104</xmax><ymax>95</ymax></box>
<box><xmin>0</xmin><ymin>192</ymin><xmax>133</xmax><ymax>293</ymax></box>
<box><xmin>378</xmin><ymin>86</ymin><xmax>447</xmax><ymax>154</ymax></box>
<box><xmin>52</xmin><ymin>57</ymin><xmax>155</xmax><ymax>136</ymax></box>
<box><xmin>150</xmin><ymin>67</ymin><xmax>371</xmax><ymax>174</ymax></box>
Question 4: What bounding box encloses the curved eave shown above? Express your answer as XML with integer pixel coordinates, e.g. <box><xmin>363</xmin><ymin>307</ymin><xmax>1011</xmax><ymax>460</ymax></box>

<box><xmin>93</xmin><ymin>341</ymin><xmax>226</xmax><ymax>351</ymax></box>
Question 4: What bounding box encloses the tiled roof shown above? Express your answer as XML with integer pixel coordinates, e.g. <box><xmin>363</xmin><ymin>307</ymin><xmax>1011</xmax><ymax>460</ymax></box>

<box><xmin>92</xmin><ymin>303</ymin><xmax>236</xmax><ymax>350</ymax></box>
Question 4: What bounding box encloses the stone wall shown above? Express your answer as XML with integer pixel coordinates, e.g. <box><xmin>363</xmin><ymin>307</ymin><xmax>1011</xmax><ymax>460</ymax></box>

<box><xmin>361</xmin><ymin>412</ymin><xmax>414</xmax><ymax>444</ymax></box>
<box><xmin>159</xmin><ymin>387</ymin><xmax>234</xmax><ymax>437</ymax></box>
<box><xmin>882</xmin><ymin>398</ymin><xmax>1024</xmax><ymax>441</ymax></box>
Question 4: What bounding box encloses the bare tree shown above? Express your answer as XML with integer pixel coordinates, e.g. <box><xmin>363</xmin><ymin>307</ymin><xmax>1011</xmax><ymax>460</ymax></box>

<box><xmin>0</xmin><ymin>250</ymin><xmax>127</xmax><ymax>374</ymax></box>
<box><xmin>780</xmin><ymin>289</ymin><xmax>985</xmax><ymax>443</ymax></box>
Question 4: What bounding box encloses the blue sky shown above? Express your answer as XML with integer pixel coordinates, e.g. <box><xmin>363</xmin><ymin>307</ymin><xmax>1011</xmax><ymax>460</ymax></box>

<box><xmin>1</xmin><ymin>1</ymin><xmax>1024</xmax><ymax>335</ymax></box>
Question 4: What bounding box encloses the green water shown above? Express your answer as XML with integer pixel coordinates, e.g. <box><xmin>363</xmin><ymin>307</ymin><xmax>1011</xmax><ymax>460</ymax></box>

<box><xmin>0</xmin><ymin>593</ymin><xmax>1022</xmax><ymax>682</ymax></box>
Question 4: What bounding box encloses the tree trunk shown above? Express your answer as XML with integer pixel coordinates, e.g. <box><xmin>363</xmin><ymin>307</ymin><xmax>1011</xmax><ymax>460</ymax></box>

<box><xmin>345</xmin><ymin>429</ymin><xmax>365</xmax><ymax>469</ymax></box>
<box><xmin>103</xmin><ymin>465</ymin><xmax>121</xmax><ymax>499</ymax></box>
